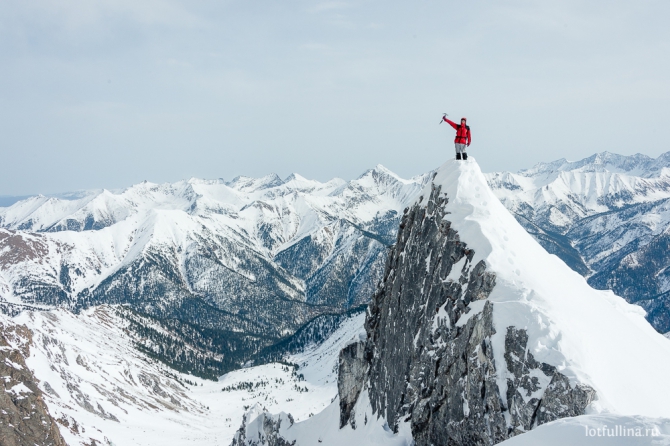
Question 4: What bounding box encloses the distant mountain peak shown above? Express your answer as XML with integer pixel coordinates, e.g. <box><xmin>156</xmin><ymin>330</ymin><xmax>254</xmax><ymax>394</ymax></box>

<box><xmin>519</xmin><ymin>150</ymin><xmax>670</xmax><ymax>178</ymax></box>
<box><xmin>355</xmin><ymin>164</ymin><xmax>406</xmax><ymax>183</ymax></box>
<box><xmin>283</xmin><ymin>173</ymin><xmax>305</xmax><ymax>182</ymax></box>
<box><xmin>227</xmin><ymin>173</ymin><xmax>285</xmax><ymax>191</ymax></box>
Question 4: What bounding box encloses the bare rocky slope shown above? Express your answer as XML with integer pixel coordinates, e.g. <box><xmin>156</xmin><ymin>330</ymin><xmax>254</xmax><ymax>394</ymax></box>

<box><xmin>353</xmin><ymin>181</ymin><xmax>594</xmax><ymax>445</ymax></box>
<box><xmin>0</xmin><ymin>317</ymin><xmax>66</xmax><ymax>446</ymax></box>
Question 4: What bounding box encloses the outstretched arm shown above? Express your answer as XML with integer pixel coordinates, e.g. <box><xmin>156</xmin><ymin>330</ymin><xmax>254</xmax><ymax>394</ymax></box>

<box><xmin>443</xmin><ymin>117</ymin><xmax>458</xmax><ymax>130</ymax></box>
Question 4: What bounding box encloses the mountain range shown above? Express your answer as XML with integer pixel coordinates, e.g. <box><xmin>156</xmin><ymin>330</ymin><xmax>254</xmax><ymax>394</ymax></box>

<box><xmin>0</xmin><ymin>166</ymin><xmax>427</xmax><ymax>375</ymax></box>
<box><xmin>3</xmin><ymin>151</ymin><xmax>670</xmax><ymax>344</ymax></box>
<box><xmin>2</xmin><ymin>154</ymin><xmax>670</xmax><ymax>445</ymax></box>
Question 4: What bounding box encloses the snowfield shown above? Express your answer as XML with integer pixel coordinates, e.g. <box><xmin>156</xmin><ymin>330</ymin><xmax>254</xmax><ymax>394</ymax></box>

<box><xmin>7</xmin><ymin>307</ymin><xmax>364</xmax><ymax>446</ymax></box>
<box><xmin>497</xmin><ymin>414</ymin><xmax>670</xmax><ymax>446</ymax></box>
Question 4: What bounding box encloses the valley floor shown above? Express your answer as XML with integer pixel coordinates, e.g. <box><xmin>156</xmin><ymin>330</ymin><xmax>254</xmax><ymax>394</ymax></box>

<box><xmin>11</xmin><ymin>307</ymin><xmax>364</xmax><ymax>446</ymax></box>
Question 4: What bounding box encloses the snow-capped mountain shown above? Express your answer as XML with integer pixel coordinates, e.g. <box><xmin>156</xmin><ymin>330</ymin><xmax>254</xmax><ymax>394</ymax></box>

<box><xmin>517</xmin><ymin>151</ymin><xmax>670</xmax><ymax>178</ymax></box>
<box><xmin>487</xmin><ymin>151</ymin><xmax>670</xmax><ymax>332</ymax></box>
<box><xmin>4</xmin><ymin>149</ymin><xmax>670</xmax><ymax>369</ymax></box>
<box><xmin>1</xmin><ymin>305</ymin><xmax>364</xmax><ymax>445</ymax></box>
<box><xmin>4</xmin><ymin>157</ymin><xmax>670</xmax><ymax>446</ymax></box>
<box><xmin>487</xmin><ymin>151</ymin><xmax>670</xmax><ymax>233</ymax></box>
<box><xmin>234</xmin><ymin>158</ymin><xmax>670</xmax><ymax>446</ymax></box>
<box><xmin>0</xmin><ymin>166</ymin><xmax>428</xmax><ymax>374</ymax></box>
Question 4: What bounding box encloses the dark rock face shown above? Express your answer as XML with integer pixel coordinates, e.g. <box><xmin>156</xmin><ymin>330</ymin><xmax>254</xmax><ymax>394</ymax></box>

<box><xmin>536</xmin><ymin>373</ymin><xmax>596</xmax><ymax>426</ymax></box>
<box><xmin>408</xmin><ymin>301</ymin><xmax>507</xmax><ymax>446</ymax></box>
<box><xmin>504</xmin><ymin>327</ymin><xmax>595</xmax><ymax>434</ymax></box>
<box><xmin>0</xmin><ymin>319</ymin><xmax>67</xmax><ymax>446</ymax></box>
<box><xmin>362</xmin><ymin>182</ymin><xmax>595</xmax><ymax>445</ymax></box>
<box><xmin>337</xmin><ymin>341</ymin><xmax>367</xmax><ymax>428</ymax></box>
<box><xmin>364</xmin><ymin>183</ymin><xmax>505</xmax><ymax>445</ymax></box>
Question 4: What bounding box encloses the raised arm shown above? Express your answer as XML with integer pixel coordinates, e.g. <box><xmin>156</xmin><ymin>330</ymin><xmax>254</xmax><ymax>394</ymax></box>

<box><xmin>443</xmin><ymin>116</ymin><xmax>458</xmax><ymax>130</ymax></box>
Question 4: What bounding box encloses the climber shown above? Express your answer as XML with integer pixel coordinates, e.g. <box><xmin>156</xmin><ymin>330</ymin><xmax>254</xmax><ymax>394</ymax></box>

<box><xmin>442</xmin><ymin>116</ymin><xmax>471</xmax><ymax>160</ymax></box>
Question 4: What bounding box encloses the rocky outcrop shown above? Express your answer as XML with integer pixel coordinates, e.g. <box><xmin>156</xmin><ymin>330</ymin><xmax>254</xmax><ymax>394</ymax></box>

<box><xmin>231</xmin><ymin>404</ymin><xmax>296</xmax><ymax>446</ymax></box>
<box><xmin>231</xmin><ymin>175</ymin><xmax>598</xmax><ymax>446</ymax></box>
<box><xmin>337</xmin><ymin>341</ymin><xmax>367</xmax><ymax>428</ymax></box>
<box><xmin>361</xmin><ymin>181</ymin><xmax>595</xmax><ymax>445</ymax></box>
<box><xmin>0</xmin><ymin>318</ymin><xmax>67</xmax><ymax>446</ymax></box>
<box><xmin>504</xmin><ymin>327</ymin><xmax>596</xmax><ymax>433</ymax></box>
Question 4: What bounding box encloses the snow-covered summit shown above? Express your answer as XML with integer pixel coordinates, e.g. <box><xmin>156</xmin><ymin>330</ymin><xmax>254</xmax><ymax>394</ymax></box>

<box><xmin>432</xmin><ymin>158</ymin><xmax>670</xmax><ymax>417</ymax></box>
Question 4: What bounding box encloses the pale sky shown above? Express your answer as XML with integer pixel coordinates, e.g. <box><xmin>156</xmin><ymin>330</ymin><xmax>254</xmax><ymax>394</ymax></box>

<box><xmin>1</xmin><ymin>0</ymin><xmax>669</xmax><ymax>195</ymax></box>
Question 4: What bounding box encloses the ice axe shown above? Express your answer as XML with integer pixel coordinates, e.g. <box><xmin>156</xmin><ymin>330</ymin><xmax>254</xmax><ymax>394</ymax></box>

<box><xmin>439</xmin><ymin>113</ymin><xmax>448</xmax><ymax>124</ymax></box>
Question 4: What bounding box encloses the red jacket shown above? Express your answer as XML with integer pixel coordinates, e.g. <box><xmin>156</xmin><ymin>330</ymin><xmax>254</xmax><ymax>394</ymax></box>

<box><xmin>444</xmin><ymin>117</ymin><xmax>471</xmax><ymax>145</ymax></box>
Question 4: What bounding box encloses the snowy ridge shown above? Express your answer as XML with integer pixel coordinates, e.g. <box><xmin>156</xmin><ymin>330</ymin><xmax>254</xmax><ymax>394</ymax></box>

<box><xmin>0</xmin><ymin>166</ymin><xmax>427</xmax><ymax>307</ymax></box>
<box><xmin>434</xmin><ymin>159</ymin><xmax>670</xmax><ymax>416</ymax></box>
<box><xmin>0</xmin><ymin>167</ymin><xmax>425</xmax><ymax>239</ymax></box>
<box><xmin>518</xmin><ymin>151</ymin><xmax>670</xmax><ymax>178</ymax></box>
<box><xmin>487</xmin><ymin>157</ymin><xmax>670</xmax><ymax>232</ymax></box>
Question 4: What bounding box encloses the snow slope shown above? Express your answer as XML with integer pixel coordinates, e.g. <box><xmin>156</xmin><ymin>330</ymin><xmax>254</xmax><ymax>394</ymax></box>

<box><xmin>434</xmin><ymin>158</ymin><xmax>670</xmax><ymax>417</ymax></box>
<box><xmin>497</xmin><ymin>414</ymin><xmax>670</xmax><ymax>446</ymax></box>
<box><xmin>8</xmin><ymin>306</ymin><xmax>364</xmax><ymax>446</ymax></box>
<box><xmin>486</xmin><ymin>151</ymin><xmax>670</xmax><ymax>332</ymax></box>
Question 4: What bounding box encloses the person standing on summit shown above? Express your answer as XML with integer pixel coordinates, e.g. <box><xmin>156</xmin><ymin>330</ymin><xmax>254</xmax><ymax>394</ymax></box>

<box><xmin>443</xmin><ymin>116</ymin><xmax>471</xmax><ymax>160</ymax></box>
